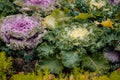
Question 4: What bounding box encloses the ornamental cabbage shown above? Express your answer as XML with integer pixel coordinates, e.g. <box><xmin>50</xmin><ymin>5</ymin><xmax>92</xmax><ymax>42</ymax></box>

<box><xmin>0</xmin><ymin>14</ymin><xmax>45</xmax><ymax>50</ymax></box>
<box><xmin>110</xmin><ymin>0</ymin><xmax>120</xmax><ymax>4</ymax></box>
<box><xmin>37</xmin><ymin>22</ymin><xmax>112</xmax><ymax>73</ymax></box>
<box><xmin>14</xmin><ymin>0</ymin><xmax>58</xmax><ymax>12</ymax></box>
<box><xmin>104</xmin><ymin>51</ymin><xmax>120</xmax><ymax>62</ymax></box>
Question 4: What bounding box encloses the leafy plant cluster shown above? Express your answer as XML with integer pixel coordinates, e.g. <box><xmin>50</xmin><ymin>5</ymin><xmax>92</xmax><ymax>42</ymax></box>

<box><xmin>0</xmin><ymin>52</ymin><xmax>119</xmax><ymax>80</ymax></box>
<box><xmin>36</xmin><ymin>0</ymin><xmax>120</xmax><ymax>74</ymax></box>
<box><xmin>0</xmin><ymin>0</ymin><xmax>119</xmax><ymax>79</ymax></box>
<box><xmin>60</xmin><ymin>0</ymin><xmax>120</xmax><ymax>20</ymax></box>
<box><xmin>0</xmin><ymin>52</ymin><xmax>13</xmax><ymax>80</ymax></box>
<box><xmin>0</xmin><ymin>0</ymin><xmax>18</xmax><ymax>17</ymax></box>
<box><xmin>10</xmin><ymin>68</ymin><xmax>120</xmax><ymax>80</ymax></box>
<box><xmin>37</xmin><ymin>19</ymin><xmax>120</xmax><ymax>73</ymax></box>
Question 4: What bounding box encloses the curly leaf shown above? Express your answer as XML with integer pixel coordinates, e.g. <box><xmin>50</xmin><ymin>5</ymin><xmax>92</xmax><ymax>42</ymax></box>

<box><xmin>82</xmin><ymin>53</ymin><xmax>110</xmax><ymax>73</ymax></box>
<box><xmin>61</xmin><ymin>51</ymin><xmax>81</xmax><ymax>68</ymax></box>
<box><xmin>39</xmin><ymin>58</ymin><xmax>63</xmax><ymax>74</ymax></box>
<box><xmin>75</xmin><ymin>13</ymin><xmax>92</xmax><ymax>19</ymax></box>
<box><xmin>0</xmin><ymin>0</ymin><xmax>17</xmax><ymax>17</ymax></box>
<box><xmin>37</xmin><ymin>43</ymin><xmax>55</xmax><ymax>57</ymax></box>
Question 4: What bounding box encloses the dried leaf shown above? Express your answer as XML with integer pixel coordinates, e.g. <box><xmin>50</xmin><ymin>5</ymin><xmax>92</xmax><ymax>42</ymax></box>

<box><xmin>101</xmin><ymin>18</ymin><xmax>114</xmax><ymax>29</ymax></box>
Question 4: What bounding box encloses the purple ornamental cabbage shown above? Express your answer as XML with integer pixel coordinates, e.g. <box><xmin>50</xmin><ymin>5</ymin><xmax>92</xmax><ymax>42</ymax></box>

<box><xmin>14</xmin><ymin>0</ymin><xmax>58</xmax><ymax>12</ymax></box>
<box><xmin>104</xmin><ymin>51</ymin><xmax>120</xmax><ymax>62</ymax></box>
<box><xmin>0</xmin><ymin>15</ymin><xmax>45</xmax><ymax>50</ymax></box>
<box><xmin>109</xmin><ymin>0</ymin><xmax>120</xmax><ymax>4</ymax></box>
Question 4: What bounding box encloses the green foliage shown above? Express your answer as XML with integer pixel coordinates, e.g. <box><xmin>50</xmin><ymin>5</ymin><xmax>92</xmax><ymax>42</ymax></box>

<box><xmin>59</xmin><ymin>0</ymin><xmax>89</xmax><ymax>16</ymax></box>
<box><xmin>0</xmin><ymin>52</ymin><xmax>13</xmax><ymax>80</ymax></box>
<box><xmin>11</xmin><ymin>72</ymin><xmax>42</xmax><ymax>80</ymax></box>
<box><xmin>109</xmin><ymin>70</ymin><xmax>120</xmax><ymax>80</ymax></box>
<box><xmin>75</xmin><ymin>13</ymin><xmax>93</xmax><ymax>19</ymax></box>
<box><xmin>0</xmin><ymin>0</ymin><xmax>18</xmax><ymax>17</ymax></box>
<box><xmin>39</xmin><ymin>58</ymin><xmax>63</xmax><ymax>74</ymax></box>
<box><xmin>82</xmin><ymin>53</ymin><xmax>110</xmax><ymax>73</ymax></box>
<box><xmin>11</xmin><ymin>67</ymin><xmax>120</xmax><ymax>80</ymax></box>
<box><xmin>60</xmin><ymin>51</ymin><xmax>82</xmax><ymax>68</ymax></box>
<box><xmin>0</xmin><ymin>0</ymin><xmax>119</xmax><ymax>78</ymax></box>
<box><xmin>37</xmin><ymin>20</ymin><xmax>120</xmax><ymax>73</ymax></box>
<box><xmin>11</xmin><ymin>69</ymin><xmax>54</xmax><ymax>80</ymax></box>
<box><xmin>59</xmin><ymin>0</ymin><xmax>120</xmax><ymax>21</ymax></box>
<box><xmin>12</xmin><ymin>73</ymin><xmax>34</xmax><ymax>80</ymax></box>
<box><xmin>37</xmin><ymin>43</ymin><xmax>55</xmax><ymax>57</ymax></box>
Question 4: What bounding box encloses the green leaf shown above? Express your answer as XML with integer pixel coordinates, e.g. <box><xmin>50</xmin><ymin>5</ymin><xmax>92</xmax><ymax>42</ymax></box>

<box><xmin>82</xmin><ymin>53</ymin><xmax>110</xmax><ymax>73</ymax></box>
<box><xmin>37</xmin><ymin>43</ymin><xmax>55</xmax><ymax>57</ymax></box>
<box><xmin>75</xmin><ymin>13</ymin><xmax>92</xmax><ymax>19</ymax></box>
<box><xmin>51</xmin><ymin>9</ymin><xmax>69</xmax><ymax>18</ymax></box>
<box><xmin>61</xmin><ymin>51</ymin><xmax>81</xmax><ymax>68</ymax></box>
<box><xmin>39</xmin><ymin>58</ymin><xmax>63</xmax><ymax>74</ymax></box>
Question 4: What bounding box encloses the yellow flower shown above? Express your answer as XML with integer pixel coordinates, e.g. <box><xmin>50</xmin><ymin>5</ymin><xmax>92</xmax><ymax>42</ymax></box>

<box><xmin>101</xmin><ymin>18</ymin><xmax>114</xmax><ymax>29</ymax></box>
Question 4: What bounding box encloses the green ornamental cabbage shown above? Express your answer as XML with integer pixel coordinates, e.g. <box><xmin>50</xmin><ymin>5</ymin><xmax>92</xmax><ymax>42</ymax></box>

<box><xmin>37</xmin><ymin>21</ymin><xmax>120</xmax><ymax>73</ymax></box>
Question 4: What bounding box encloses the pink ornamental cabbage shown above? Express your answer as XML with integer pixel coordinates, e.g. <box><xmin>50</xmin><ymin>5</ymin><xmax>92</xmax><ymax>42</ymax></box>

<box><xmin>0</xmin><ymin>15</ymin><xmax>45</xmax><ymax>50</ymax></box>
<box><xmin>110</xmin><ymin>0</ymin><xmax>120</xmax><ymax>4</ymax></box>
<box><xmin>25</xmin><ymin>0</ymin><xmax>53</xmax><ymax>8</ymax></box>
<box><xmin>104</xmin><ymin>51</ymin><xmax>120</xmax><ymax>62</ymax></box>
<box><xmin>14</xmin><ymin>0</ymin><xmax>58</xmax><ymax>12</ymax></box>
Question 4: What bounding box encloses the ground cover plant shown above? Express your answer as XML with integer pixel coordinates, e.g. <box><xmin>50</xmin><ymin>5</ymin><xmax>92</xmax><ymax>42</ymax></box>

<box><xmin>0</xmin><ymin>0</ymin><xmax>120</xmax><ymax>80</ymax></box>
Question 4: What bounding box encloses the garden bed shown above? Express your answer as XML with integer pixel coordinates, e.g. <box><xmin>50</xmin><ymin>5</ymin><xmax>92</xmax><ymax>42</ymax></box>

<box><xmin>0</xmin><ymin>0</ymin><xmax>120</xmax><ymax>80</ymax></box>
